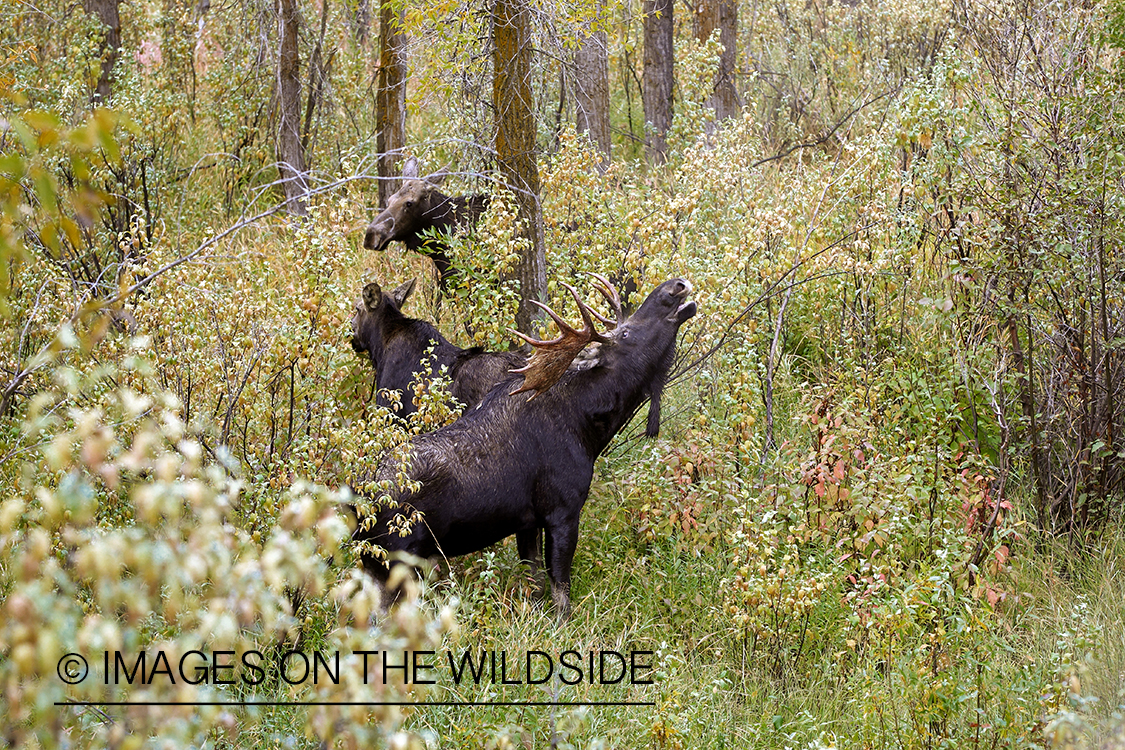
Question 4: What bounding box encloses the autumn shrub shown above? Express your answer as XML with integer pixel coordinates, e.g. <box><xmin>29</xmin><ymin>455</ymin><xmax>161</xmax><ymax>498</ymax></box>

<box><xmin>0</xmin><ymin>332</ymin><xmax>453</xmax><ymax>748</ymax></box>
<box><xmin>903</xmin><ymin>0</ymin><xmax>1125</xmax><ymax>538</ymax></box>
<box><xmin>5</xmin><ymin>0</ymin><xmax>1125</xmax><ymax>746</ymax></box>
<box><xmin>0</xmin><ymin>106</ymin><xmax>456</xmax><ymax>746</ymax></box>
<box><xmin>440</xmin><ymin>187</ymin><xmax>526</xmax><ymax>347</ymax></box>
<box><xmin>0</xmin><ymin>107</ymin><xmax>130</xmax><ymax>419</ymax></box>
<box><xmin>743</xmin><ymin>0</ymin><xmax>952</xmax><ymax>150</ymax></box>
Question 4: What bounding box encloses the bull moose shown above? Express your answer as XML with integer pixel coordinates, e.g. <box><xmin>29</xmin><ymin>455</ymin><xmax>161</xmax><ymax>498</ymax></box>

<box><xmin>353</xmin><ymin>275</ymin><xmax>697</xmax><ymax>618</ymax></box>
<box><xmin>350</xmin><ymin>277</ymin><xmax>522</xmax><ymax>416</ymax></box>
<box><xmin>363</xmin><ymin>158</ymin><xmax>487</xmax><ymax>291</ymax></box>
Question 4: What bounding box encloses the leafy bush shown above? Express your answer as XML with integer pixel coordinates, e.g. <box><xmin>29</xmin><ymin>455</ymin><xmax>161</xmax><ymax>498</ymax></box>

<box><xmin>4</xmin><ymin>0</ymin><xmax>1125</xmax><ymax>746</ymax></box>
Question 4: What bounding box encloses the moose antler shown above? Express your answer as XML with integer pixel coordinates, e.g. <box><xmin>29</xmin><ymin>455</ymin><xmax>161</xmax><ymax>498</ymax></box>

<box><xmin>509</xmin><ymin>282</ymin><xmax>609</xmax><ymax>399</ymax></box>
<box><xmin>586</xmin><ymin>272</ymin><xmax>623</xmax><ymax>329</ymax></box>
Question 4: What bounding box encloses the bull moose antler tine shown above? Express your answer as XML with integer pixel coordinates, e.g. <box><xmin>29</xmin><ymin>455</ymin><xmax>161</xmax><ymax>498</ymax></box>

<box><xmin>565</xmin><ymin>282</ymin><xmax>609</xmax><ymax>343</ymax></box>
<box><xmin>508</xmin><ymin>282</ymin><xmax>610</xmax><ymax>399</ymax></box>
<box><xmin>586</xmin><ymin>272</ymin><xmax>623</xmax><ymax>329</ymax></box>
<box><xmin>530</xmin><ymin>298</ymin><xmax>580</xmax><ymax>340</ymax></box>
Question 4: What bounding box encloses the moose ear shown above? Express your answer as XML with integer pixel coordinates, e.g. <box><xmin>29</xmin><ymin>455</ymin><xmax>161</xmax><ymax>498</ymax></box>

<box><xmin>362</xmin><ymin>282</ymin><xmax>383</xmax><ymax>311</ymax></box>
<box><xmin>401</xmin><ymin>156</ymin><xmax>420</xmax><ymax>180</ymax></box>
<box><xmin>390</xmin><ymin>278</ymin><xmax>417</xmax><ymax>308</ymax></box>
<box><xmin>425</xmin><ymin>163</ymin><xmax>451</xmax><ymax>186</ymax></box>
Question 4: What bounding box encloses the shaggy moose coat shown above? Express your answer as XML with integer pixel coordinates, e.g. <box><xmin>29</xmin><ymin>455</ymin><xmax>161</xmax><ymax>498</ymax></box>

<box><xmin>354</xmin><ymin>278</ymin><xmax>697</xmax><ymax>617</ymax></box>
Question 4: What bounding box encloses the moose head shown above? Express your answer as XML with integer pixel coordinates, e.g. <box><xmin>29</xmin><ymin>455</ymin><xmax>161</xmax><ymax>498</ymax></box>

<box><xmin>351</xmin><ymin>277</ymin><xmax>522</xmax><ymax>416</ymax></box>
<box><xmin>363</xmin><ymin>158</ymin><xmax>487</xmax><ymax>290</ymax></box>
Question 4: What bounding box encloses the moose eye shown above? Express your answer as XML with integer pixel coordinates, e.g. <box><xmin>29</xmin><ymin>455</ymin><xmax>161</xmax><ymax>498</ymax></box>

<box><xmin>405</xmin><ymin>200</ymin><xmax>414</xmax><ymax>208</ymax></box>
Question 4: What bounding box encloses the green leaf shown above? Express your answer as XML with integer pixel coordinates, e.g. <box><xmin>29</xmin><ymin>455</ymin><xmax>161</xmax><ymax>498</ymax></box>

<box><xmin>28</xmin><ymin>164</ymin><xmax>58</xmax><ymax>214</ymax></box>
<box><xmin>22</xmin><ymin>110</ymin><xmax>61</xmax><ymax>136</ymax></box>
<box><xmin>8</xmin><ymin>116</ymin><xmax>37</xmax><ymax>153</ymax></box>
<box><xmin>0</xmin><ymin>153</ymin><xmax>26</xmax><ymax>180</ymax></box>
<box><xmin>92</xmin><ymin>108</ymin><xmax>121</xmax><ymax>163</ymax></box>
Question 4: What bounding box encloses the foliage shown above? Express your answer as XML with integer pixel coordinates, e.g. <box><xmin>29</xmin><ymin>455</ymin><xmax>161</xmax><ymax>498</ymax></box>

<box><xmin>0</xmin><ymin>334</ymin><xmax>450</xmax><ymax>748</ymax></box>
<box><xmin>3</xmin><ymin>0</ymin><xmax>1125</xmax><ymax>746</ymax></box>
<box><xmin>442</xmin><ymin>188</ymin><xmax>526</xmax><ymax>348</ymax></box>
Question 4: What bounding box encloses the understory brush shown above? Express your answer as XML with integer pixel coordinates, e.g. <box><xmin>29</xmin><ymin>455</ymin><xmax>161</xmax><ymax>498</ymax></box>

<box><xmin>5</xmin><ymin>0</ymin><xmax>1125</xmax><ymax>742</ymax></box>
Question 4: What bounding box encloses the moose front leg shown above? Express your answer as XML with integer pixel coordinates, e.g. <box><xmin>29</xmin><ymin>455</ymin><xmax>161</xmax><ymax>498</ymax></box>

<box><xmin>544</xmin><ymin>518</ymin><xmax>580</xmax><ymax>620</ymax></box>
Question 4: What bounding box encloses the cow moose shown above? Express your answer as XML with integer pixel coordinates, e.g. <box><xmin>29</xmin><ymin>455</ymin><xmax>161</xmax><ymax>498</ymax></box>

<box><xmin>350</xmin><ymin>277</ymin><xmax>523</xmax><ymax>416</ymax></box>
<box><xmin>350</xmin><ymin>276</ymin><xmax>541</xmax><ymax>572</ymax></box>
<box><xmin>363</xmin><ymin>158</ymin><xmax>487</xmax><ymax>291</ymax></box>
<box><xmin>353</xmin><ymin>274</ymin><xmax>697</xmax><ymax>618</ymax></box>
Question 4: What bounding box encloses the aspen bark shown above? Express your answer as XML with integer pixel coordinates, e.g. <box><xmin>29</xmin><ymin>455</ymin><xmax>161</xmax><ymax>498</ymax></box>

<box><xmin>494</xmin><ymin>0</ymin><xmax>546</xmax><ymax>334</ymax></box>
<box><xmin>84</xmin><ymin>0</ymin><xmax>121</xmax><ymax>102</ymax></box>
<box><xmin>642</xmin><ymin>0</ymin><xmax>673</xmax><ymax>163</ymax></box>
<box><xmin>376</xmin><ymin>0</ymin><xmax>408</xmax><ymax>206</ymax></box>
<box><xmin>575</xmin><ymin>8</ymin><xmax>610</xmax><ymax>163</ymax></box>
<box><xmin>693</xmin><ymin>0</ymin><xmax>739</xmax><ymax>121</ymax></box>
<box><xmin>276</xmin><ymin>0</ymin><xmax>308</xmax><ymax>215</ymax></box>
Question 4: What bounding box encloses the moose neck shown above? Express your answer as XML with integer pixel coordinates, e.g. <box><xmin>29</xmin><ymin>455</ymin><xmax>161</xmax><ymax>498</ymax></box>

<box><xmin>545</xmin><ymin>337</ymin><xmax>677</xmax><ymax>460</ymax></box>
<box><xmin>402</xmin><ymin>194</ymin><xmax>485</xmax><ymax>290</ymax></box>
<box><xmin>387</xmin><ymin>318</ymin><xmax>453</xmax><ymax>364</ymax></box>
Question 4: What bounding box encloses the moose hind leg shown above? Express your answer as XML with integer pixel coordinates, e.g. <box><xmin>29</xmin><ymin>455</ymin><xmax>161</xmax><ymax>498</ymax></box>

<box><xmin>544</xmin><ymin>519</ymin><xmax>579</xmax><ymax>620</ymax></box>
<box><xmin>517</xmin><ymin>528</ymin><xmax>546</xmax><ymax>597</ymax></box>
<box><xmin>516</xmin><ymin>529</ymin><xmax>541</xmax><ymax>567</ymax></box>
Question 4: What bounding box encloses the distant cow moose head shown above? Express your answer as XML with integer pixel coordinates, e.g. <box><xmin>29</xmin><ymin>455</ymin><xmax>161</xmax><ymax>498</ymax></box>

<box><xmin>353</xmin><ymin>274</ymin><xmax>698</xmax><ymax>619</ymax></box>
<box><xmin>350</xmin><ymin>277</ymin><xmax>523</xmax><ymax>417</ymax></box>
<box><xmin>363</xmin><ymin>158</ymin><xmax>488</xmax><ymax>291</ymax></box>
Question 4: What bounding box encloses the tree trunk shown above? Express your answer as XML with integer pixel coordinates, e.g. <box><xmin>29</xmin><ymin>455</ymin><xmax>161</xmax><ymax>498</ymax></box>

<box><xmin>302</xmin><ymin>0</ymin><xmax>331</xmax><ymax>155</ymax></box>
<box><xmin>574</xmin><ymin>10</ymin><xmax>610</xmax><ymax>164</ymax></box>
<box><xmin>376</xmin><ymin>0</ymin><xmax>408</xmax><ymax>206</ymax></box>
<box><xmin>494</xmin><ymin>0</ymin><xmax>546</xmax><ymax>334</ymax></box>
<box><xmin>276</xmin><ymin>0</ymin><xmax>308</xmax><ymax>215</ymax></box>
<box><xmin>84</xmin><ymin>0</ymin><xmax>121</xmax><ymax>103</ymax></box>
<box><xmin>642</xmin><ymin>0</ymin><xmax>673</xmax><ymax>163</ymax></box>
<box><xmin>693</xmin><ymin>0</ymin><xmax>739</xmax><ymax>121</ymax></box>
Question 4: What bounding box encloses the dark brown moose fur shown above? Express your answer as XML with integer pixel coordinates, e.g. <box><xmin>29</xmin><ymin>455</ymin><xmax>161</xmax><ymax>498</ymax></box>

<box><xmin>354</xmin><ymin>278</ymin><xmax>697</xmax><ymax>618</ymax></box>
<box><xmin>350</xmin><ymin>278</ymin><xmax>522</xmax><ymax>416</ymax></box>
<box><xmin>363</xmin><ymin>160</ymin><xmax>487</xmax><ymax>290</ymax></box>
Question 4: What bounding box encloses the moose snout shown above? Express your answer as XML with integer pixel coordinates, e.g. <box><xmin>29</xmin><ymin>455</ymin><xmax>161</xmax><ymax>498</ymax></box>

<box><xmin>665</xmin><ymin>278</ymin><xmax>696</xmax><ymax>322</ymax></box>
<box><xmin>364</xmin><ymin>217</ymin><xmax>396</xmax><ymax>251</ymax></box>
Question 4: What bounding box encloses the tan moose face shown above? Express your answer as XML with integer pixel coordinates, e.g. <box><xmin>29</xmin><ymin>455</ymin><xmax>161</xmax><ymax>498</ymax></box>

<box><xmin>363</xmin><ymin>179</ymin><xmax>440</xmax><ymax>251</ymax></box>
